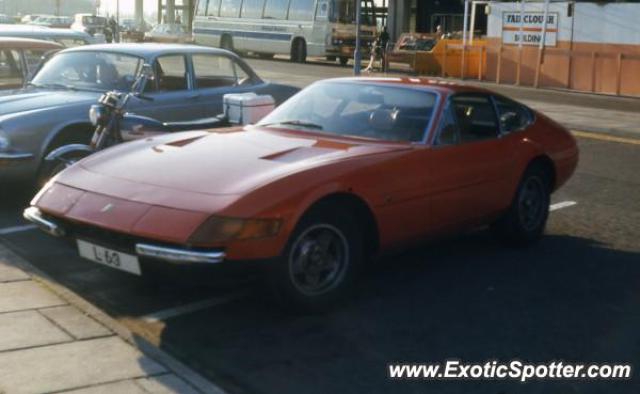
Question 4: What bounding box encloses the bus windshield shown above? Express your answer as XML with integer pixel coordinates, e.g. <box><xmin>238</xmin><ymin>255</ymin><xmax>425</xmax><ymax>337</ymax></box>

<box><xmin>330</xmin><ymin>0</ymin><xmax>375</xmax><ymax>25</ymax></box>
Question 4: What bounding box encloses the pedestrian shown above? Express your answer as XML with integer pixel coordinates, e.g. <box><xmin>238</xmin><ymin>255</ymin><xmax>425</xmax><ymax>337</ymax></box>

<box><xmin>364</xmin><ymin>25</ymin><xmax>390</xmax><ymax>73</ymax></box>
<box><xmin>109</xmin><ymin>16</ymin><xmax>119</xmax><ymax>43</ymax></box>
<box><xmin>435</xmin><ymin>24</ymin><xmax>444</xmax><ymax>39</ymax></box>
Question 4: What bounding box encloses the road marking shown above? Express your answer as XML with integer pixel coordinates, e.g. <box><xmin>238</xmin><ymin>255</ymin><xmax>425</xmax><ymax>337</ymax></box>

<box><xmin>572</xmin><ymin>130</ymin><xmax>640</xmax><ymax>146</ymax></box>
<box><xmin>550</xmin><ymin>201</ymin><xmax>577</xmax><ymax>212</ymax></box>
<box><xmin>142</xmin><ymin>291</ymin><xmax>249</xmax><ymax>323</ymax></box>
<box><xmin>0</xmin><ymin>224</ymin><xmax>37</xmax><ymax>235</ymax></box>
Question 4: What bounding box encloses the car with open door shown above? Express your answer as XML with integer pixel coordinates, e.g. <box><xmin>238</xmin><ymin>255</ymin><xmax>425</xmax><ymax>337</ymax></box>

<box><xmin>25</xmin><ymin>77</ymin><xmax>578</xmax><ymax>312</ymax></box>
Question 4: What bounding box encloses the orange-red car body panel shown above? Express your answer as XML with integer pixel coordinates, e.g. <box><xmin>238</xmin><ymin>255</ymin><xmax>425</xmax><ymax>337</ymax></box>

<box><xmin>33</xmin><ymin>78</ymin><xmax>579</xmax><ymax>261</ymax></box>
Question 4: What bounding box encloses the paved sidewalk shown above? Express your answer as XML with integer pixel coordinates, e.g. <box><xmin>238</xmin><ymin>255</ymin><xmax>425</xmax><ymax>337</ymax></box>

<box><xmin>0</xmin><ymin>245</ymin><xmax>224</xmax><ymax>394</ymax></box>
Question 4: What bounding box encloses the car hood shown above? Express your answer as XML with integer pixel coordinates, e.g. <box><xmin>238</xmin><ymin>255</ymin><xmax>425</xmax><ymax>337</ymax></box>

<box><xmin>0</xmin><ymin>89</ymin><xmax>100</xmax><ymax>117</ymax></box>
<box><xmin>61</xmin><ymin>127</ymin><xmax>410</xmax><ymax>198</ymax></box>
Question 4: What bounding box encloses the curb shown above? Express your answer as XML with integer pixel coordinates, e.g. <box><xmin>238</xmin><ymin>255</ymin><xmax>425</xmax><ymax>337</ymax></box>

<box><xmin>0</xmin><ymin>242</ymin><xmax>227</xmax><ymax>394</ymax></box>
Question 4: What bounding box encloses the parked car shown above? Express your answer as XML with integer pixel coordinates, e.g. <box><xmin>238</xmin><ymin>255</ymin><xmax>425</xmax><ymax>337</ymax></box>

<box><xmin>144</xmin><ymin>24</ymin><xmax>193</xmax><ymax>43</ymax></box>
<box><xmin>29</xmin><ymin>15</ymin><xmax>73</xmax><ymax>29</ymax></box>
<box><xmin>0</xmin><ymin>43</ymin><xmax>298</xmax><ymax>183</ymax></box>
<box><xmin>70</xmin><ymin>14</ymin><xmax>107</xmax><ymax>42</ymax></box>
<box><xmin>0</xmin><ymin>14</ymin><xmax>15</xmax><ymax>24</ymax></box>
<box><xmin>20</xmin><ymin>15</ymin><xmax>46</xmax><ymax>24</ymax></box>
<box><xmin>24</xmin><ymin>78</ymin><xmax>579</xmax><ymax>311</ymax></box>
<box><xmin>387</xmin><ymin>33</ymin><xmax>438</xmax><ymax>65</ymax></box>
<box><xmin>0</xmin><ymin>25</ymin><xmax>95</xmax><ymax>47</ymax></box>
<box><xmin>0</xmin><ymin>37</ymin><xmax>62</xmax><ymax>89</ymax></box>
<box><xmin>120</xmin><ymin>18</ymin><xmax>150</xmax><ymax>42</ymax></box>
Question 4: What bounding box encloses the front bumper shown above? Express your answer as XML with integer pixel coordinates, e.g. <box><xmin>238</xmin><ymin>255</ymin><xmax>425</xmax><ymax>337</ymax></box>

<box><xmin>24</xmin><ymin>207</ymin><xmax>226</xmax><ymax>265</ymax></box>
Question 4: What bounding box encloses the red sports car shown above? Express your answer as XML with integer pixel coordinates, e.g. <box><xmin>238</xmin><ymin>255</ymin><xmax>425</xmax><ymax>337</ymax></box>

<box><xmin>25</xmin><ymin>77</ymin><xmax>579</xmax><ymax>311</ymax></box>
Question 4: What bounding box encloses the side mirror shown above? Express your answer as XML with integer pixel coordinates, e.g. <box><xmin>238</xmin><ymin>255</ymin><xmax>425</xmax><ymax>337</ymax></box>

<box><xmin>500</xmin><ymin>111</ymin><xmax>520</xmax><ymax>133</ymax></box>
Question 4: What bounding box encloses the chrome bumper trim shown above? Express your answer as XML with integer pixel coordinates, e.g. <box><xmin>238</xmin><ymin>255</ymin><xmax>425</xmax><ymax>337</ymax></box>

<box><xmin>23</xmin><ymin>207</ymin><xmax>66</xmax><ymax>237</ymax></box>
<box><xmin>0</xmin><ymin>152</ymin><xmax>34</xmax><ymax>161</ymax></box>
<box><xmin>135</xmin><ymin>243</ymin><xmax>226</xmax><ymax>264</ymax></box>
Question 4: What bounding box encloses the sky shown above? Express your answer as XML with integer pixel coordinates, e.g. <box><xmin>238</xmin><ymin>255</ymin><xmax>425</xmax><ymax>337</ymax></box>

<box><xmin>98</xmin><ymin>0</ymin><xmax>176</xmax><ymax>18</ymax></box>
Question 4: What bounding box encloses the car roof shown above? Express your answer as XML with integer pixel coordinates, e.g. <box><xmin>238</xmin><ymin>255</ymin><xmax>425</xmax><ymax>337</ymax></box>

<box><xmin>60</xmin><ymin>43</ymin><xmax>236</xmax><ymax>58</ymax></box>
<box><xmin>320</xmin><ymin>77</ymin><xmax>495</xmax><ymax>96</ymax></box>
<box><xmin>0</xmin><ymin>25</ymin><xmax>91</xmax><ymax>38</ymax></box>
<box><xmin>0</xmin><ymin>36</ymin><xmax>64</xmax><ymax>49</ymax></box>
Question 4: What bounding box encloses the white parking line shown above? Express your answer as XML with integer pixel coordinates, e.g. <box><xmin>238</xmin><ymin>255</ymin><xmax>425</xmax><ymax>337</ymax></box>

<box><xmin>142</xmin><ymin>291</ymin><xmax>249</xmax><ymax>323</ymax></box>
<box><xmin>0</xmin><ymin>224</ymin><xmax>38</xmax><ymax>235</ymax></box>
<box><xmin>550</xmin><ymin>201</ymin><xmax>577</xmax><ymax>212</ymax></box>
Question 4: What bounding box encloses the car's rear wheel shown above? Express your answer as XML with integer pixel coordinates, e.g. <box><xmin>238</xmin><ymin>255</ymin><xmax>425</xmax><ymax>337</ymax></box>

<box><xmin>492</xmin><ymin>164</ymin><xmax>551</xmax><ymax>246</ymax></box>
<box><xmin>339</xmin><ymin>56</ymin><xmax>349</xmax><ymax>66</ymax></box>
<box><xmin>269</xmin><ymin>206</ymin><xmax>363</xmax><ymax>312</ymax></box>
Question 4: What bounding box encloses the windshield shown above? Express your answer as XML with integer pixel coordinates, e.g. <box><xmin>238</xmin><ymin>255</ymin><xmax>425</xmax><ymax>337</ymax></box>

<box><xmin>31</xmin><ymin>52</ymin><xmax>143</xmax><ymax>91</ymax></box>
<box><xmin>258</xmin><ymin>82</ymin><xmax>437</xmax><ymax>143</ymax></box>
<box><xmin>82</xmin><ymin>16</ymin><xmax>106</xmax><ymax>26</ymax></box>
<box><xmin>330</xmin><ymin>0</ymin><xmax>375</xmax><ymax>25</ymax></box>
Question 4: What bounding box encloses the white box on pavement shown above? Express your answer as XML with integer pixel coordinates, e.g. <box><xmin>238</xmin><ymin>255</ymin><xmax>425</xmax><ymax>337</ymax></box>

<box><xmin>223</xmin><ymin>93</ymin><xmax>275</xmax><ymax>125</ymax></box>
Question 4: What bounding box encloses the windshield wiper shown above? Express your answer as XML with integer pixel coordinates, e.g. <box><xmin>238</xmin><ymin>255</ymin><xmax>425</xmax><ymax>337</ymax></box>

<box><xmin>31</xmin><ymin>82</ymin><xmax>78</xmax><ymax>91</ymax></box>
<box><xmin>262</xmin><ymin>120</ymin><xmax>324</xmax><ymax>130</ymax></box>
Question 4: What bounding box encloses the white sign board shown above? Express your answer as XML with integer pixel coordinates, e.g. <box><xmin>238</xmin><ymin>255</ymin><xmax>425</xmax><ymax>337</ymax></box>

<box><xmin>502</xmin><ymin>12</ymin><xmax>558</xmax><ymax>46</ymax></box>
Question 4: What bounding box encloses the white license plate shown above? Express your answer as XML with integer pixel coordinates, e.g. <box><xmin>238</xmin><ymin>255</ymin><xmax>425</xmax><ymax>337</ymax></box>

<box><xmin>77</xmin><ymin>239</ymin><xmax>141</xmax><ymax>275</ymax></box>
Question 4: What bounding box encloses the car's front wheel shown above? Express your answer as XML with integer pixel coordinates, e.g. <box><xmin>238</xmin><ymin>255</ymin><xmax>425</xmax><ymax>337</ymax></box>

<box><xmin>492</xmin><ymin>164</ymin><xmax>551</xmax><ymax>246</ymax></box>
<box><xmin>269</xmin><ymin>206</ymin><xmax>363</xmax><ymax>312</ymax></box>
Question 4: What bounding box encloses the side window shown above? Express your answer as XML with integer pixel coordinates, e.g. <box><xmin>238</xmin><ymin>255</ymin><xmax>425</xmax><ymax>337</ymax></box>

<box><xmin>196</xmin><ymin>0</ymin><xmax>209</xmax><ymax>16</ymax></box>
<box><xmin>241</xmin><ymin>0</ymin><xmax>265</xmax><ymax>18</ymax></box>
<box><xmin>494</xmin><ymin>96</ymin><xmax>533</xmax><ymax>133</ymax></box>
<box><xmin>264</xmin><ymin>0</ymin><xmax>289</xmax><ymax>19</ymax></box>
<box><xmin>155</xmin><ymin>55</ymin><xmax>188</xmax><ymax>91</ymax></box>
<box><xmin>207</xmin><ymin>0</ymin><xmax>221</xmax><ymax>16</ymax></box>
<box><xmin>435</xmin><ymin>103</ymin><xmax>460</xmax><ymax>146</ymax></box>
<box><xmin>234</xmin><ymin>62</ymin><xmax>252</xmax><ymax>85</ymax></box>
<box><xmin>220</xmin><ymin>0</ymin><xmax>241</xmax><ymax>17</ymax></box>
<box><xmin>22</xmin><ymin>49</ymin><xmax>48</xmax><ymax>74</ymax></box>
<box><xmin>192</xmin><ymin>54</ymin><xmax>237</xmax><ymax>88</ymax></box>
<box><xmin>0</xmin><ymin>50</ymin><xmax>23</xmax><ymax>88</ymax></box>
<box><xmin>451</xmin><ymin>95</ymin><xmax>499</xmax><ymax>143</ymax></box>
<box><xmin>289</xmin><ymin>0</ymin><xmax>315</xmax><ymax>21</ymax></box>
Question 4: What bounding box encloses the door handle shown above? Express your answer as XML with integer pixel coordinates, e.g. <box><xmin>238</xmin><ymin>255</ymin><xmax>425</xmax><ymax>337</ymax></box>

<box><xmin>187</xmin><ymin>94</ymin><xmax>201</xmax><ymax>100</ymax></box>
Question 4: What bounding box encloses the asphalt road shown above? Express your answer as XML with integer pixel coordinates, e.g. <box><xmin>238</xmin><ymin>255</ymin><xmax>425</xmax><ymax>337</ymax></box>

<box><xmin>1</xmin><ymin>58</ymin><xmax>640</xmax><ymax>394</ymax></box>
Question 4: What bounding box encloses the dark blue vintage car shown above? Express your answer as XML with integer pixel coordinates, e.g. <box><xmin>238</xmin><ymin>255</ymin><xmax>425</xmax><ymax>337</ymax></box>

<box><xmin>0</xmin><ymin>43</ymin><xmax>299</xmax><ymax>182</ymax></box>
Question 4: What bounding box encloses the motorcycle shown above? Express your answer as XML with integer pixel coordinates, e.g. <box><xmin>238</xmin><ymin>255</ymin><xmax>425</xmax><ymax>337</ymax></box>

<box><xmin>43</xmin><ymin>64</ymin><xmax>230</xmax><ymax>181</ymax></box>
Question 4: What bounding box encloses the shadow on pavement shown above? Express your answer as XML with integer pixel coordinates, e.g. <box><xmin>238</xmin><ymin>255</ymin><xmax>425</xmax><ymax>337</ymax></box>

<box><xmin>156</xmin><ymin>232</ymin><xmax>640</xmax><ymax>394</ymax></box>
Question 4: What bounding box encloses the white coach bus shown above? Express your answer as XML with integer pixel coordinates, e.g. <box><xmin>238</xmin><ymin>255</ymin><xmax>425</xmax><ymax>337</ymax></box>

<box><xmin>193</xmin><ymin>0</ymin><xmax>377</xmax><ymax>64</ymax></box>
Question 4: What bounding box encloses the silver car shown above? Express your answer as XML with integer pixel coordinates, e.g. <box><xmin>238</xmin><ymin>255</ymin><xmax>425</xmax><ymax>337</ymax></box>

<box><xmin>0</xmin><ymin>43</ymin><xmax>299</xmax><ymax>183</ymax></box>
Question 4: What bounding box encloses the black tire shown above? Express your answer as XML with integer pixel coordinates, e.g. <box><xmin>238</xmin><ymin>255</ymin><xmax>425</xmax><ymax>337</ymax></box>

<box><xmin>220</xmin><ymin>35</ymin><xmax>233</xmax><ymax>52</ymax></box>
<box><xmin>268</xmin><ymin>205</ymin><xmax>363</xmax><ymax>313</ymax></box>
<box><xmin>290</xmin><ymin>38</ymin><xmax>307</xmax><ymax>63</ymax></box>
<box><xmin>339</xmin><ymin>56</ymin><xmax>349</xmax><ymax>66</ymax></box>
<box><xmin>492</xmin><ymin>164</ymin><xmax>551</xmax><ymax>246</ymax></box>
<box><xmin>37</xmin><ymin>150</ymin><xmax>90</xmax><ymax>187</ymax></box>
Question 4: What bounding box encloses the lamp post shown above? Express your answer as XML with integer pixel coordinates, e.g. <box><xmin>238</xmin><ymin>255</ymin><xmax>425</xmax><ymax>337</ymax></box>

<box><xmin>354</xmin><ymin>0</ymin><xmax>362</xmax><ymax>76</ymax></box>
